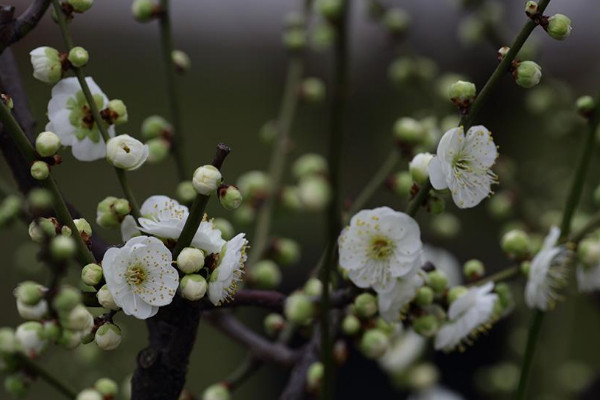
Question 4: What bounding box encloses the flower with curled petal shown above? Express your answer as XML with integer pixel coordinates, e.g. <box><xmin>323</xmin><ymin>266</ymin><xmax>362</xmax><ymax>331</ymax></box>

<box><xmin>377</xmin><ymin>269</ymin><xmax>424</xmax><ymax>323</ymax></box>
<box><xmin>428</xmin><ymin>125</ymin><xmax>498</xmax><ymax>209</ymax></box>
<box><xmin>208</xmin><ymin>233</ymin><xmax>248</xmax><ymax>306</ymax></box>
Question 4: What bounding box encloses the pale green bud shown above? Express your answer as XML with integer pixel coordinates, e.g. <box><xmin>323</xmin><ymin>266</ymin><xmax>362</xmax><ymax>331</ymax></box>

<box><xmin>413</xmin><ymin>314</ymin><xmax>439</xmax><ymax>337</ymax></box>
<box><xmin>390</xmin><ymin>171</ymin><xmax>413</xmax><ymax>197</ymax></box>
<box><xmin>409</xmin><ymin>153</ymin><xmax>433</xmax><ymax>185</ymax></box>
<box><xmin>213</xmin><ymin>218</ymin><xmax>234</xmax><ymax>240</ymax></box>
<box><xmin>448</xmin><ymin>80</ymin><xmax>476</xmax><ymax>104</ymax></box>
<box><xmin>35</xmin><ymin>131</ymin><xmax>61</xmax><ymax>157</ymax></box>
<box><xmin>284</xmin><ymin>11</ymin><xmax>305</xmax><ymax>28</ymax></box>
<box><xmin>237</xmin><ymin>170</ymin><xmax>271</xmax><ymax>198</ymax></box>
<box><xmin>306</xmin><ymin>362</ymin><xmax>324</xmax><ymax>392</ymax></box>
<box><xmin>177</xmin><ymin>247</ymin><xmax>205</xmax><ymax>274</ymax></box>
<box><xmin>430</xmin><ymin>213</ymin><xmax>461</xmax><ymax>239</ymax></box>
<box><xmin>546</xmin><ymin>14</ymin><xmax>572</xmax><ymax>41</ymax></box>
<box><xmin>14</xmin><ymin>281</ymin><xmax>44</xmax><ymax>306</ymax></box>
<box><xmin>68</xmin><ymin>0</ymin><xmax>93</xmax><ymax>12</ymax></box>
<box><xmin>29</xmin><ymin>47</ymin><xmax>62</xmax><ymax>84</ymax></box>
<box><xmin>310</xmin><ymin>23</ymin><xmax>335</xmax><ymax>51</ymax></box>
<box><xmin>172</xmin><ymin>50</ymin><xmax>191</xmax><ymax>73</ymax></box>
<box><xmin>393</xmin><ymin>117</ymin><xmax>427</xmax><ymax>146</ymax></box>
<box><xmin>176</xmin><ymin>181</ymin><xmax>196</xmax><ymax>204</ymax></box>
<box><xmin>61</xmin><ymin>304</ymin><xmax>93</xmax><ymax>331</ymax></box>
<box><xmin>354</xmin><ymin>293</ymin><xmax>377</xmax><ymax>318</ymax></box>
<box><xmin>113</xmin><ymin>199</ymin><xmax>131</xmax><ymax>217</ymax></box>
<box><xmin>218</xmin><ymin>185</ymin><xmax>243</xmax><ymax>210</ymax></box>
<box><xmin>415</xmin><ymin>286</ymin><xmax>434</xmax><ymax>306</ymax></box>
<box><xmin>341</xmin><ymin>314</ymin><xmax>361</xmax><ymax>336</ymax></box>
<box><xmin>68</xmin><ymin>46</ymin><xmax>89</xmax><ymax>68</ymax></box>
<box><xmin>264</xmin><ymin>313</ymin><xmax>285</xmax><ymax>337</ymax></box>
<box><xmin>280</xmin><ymin>185</ymin><xmax>303</xmax><ymax>211</ymax></box>
<box><xmin>524</xmin><ymin>1</ymin><xmax>538</xmax><ymax>17</ymax></box>
<box><xmin>42</xmin><ymin>321</ymin><xmax>61</xmax><ymax>342</ymax></box>
<box><xmin>284</xmin><ymin>292</ymin><xmax>315</xmax><ymax>325</ymax></box>
<box><xmin>233</xmin><ymin>204</ymin><xmax>255</xmax><ymax>225</ymax></box>
<box><xmin>202</xmin><ymin>383</ymin><xmax>230</xmax><ymax>400</ymax></box>
<box><xmin>409</xmin><ymin>363</ymin><xmax>439</xmax><ymax>390</ymax></box>
<box><xmin>317</xmin><ymin>0</ymin><xmax>343</xmax><ymax>21</ymax></box>
<box><xmin>300</xmin><ymin>78</ymin><xmax>326</xmax><ymax>103</ymax></box>
<box><xmin>81</xmin><ymin>264</ymin><xmax>103</xmax><ymax>286</ymax></box>
<box><xmin>132</xmin><ymin>0</ymin><xmax>158</xmax><ymax>22</ymax></box>
<box><xmin>38</xmin><ymin>217</ymin><xmax>58</xmax><ymax>237</ymax></box>
<box><xmin>448</xmin><ymin>286</ymin><xmax>468</xmax><ymax>304</ymax></box>
<box><xmin>97</xmin><ymin>285</ymin><xmax>119</xmax><ymax>310</ymax></box>
<box><xmin>293</xmin><ymin>153</ymin><xmax>328</xmax><ymax>180</ymax></box>
<box><xmin>28</xmin><ymin>188</ymin><xmax>53</xmax><ymax>211</ymax></box>
<box><xmin>463</xmin><ymin>259</ymin><xmax>485</xmax><ymax>280</ymax></box>
<box><xmin>30</xmin><ymin>161</ymin><xmax>49</xmax><ymax>180</ymax></box>
<box><xmin>258</xmin><ymin>120</ymin><xmax>277</xmax><ymax>145</ymax></box>
<box><xmin>61</xmin><ymin>225</ymin><xmax>72</xmax><ymax>237</ymax></box>
<box><xmin>74</xmin><ymin>218</ymin><xmax>92</xmax><ymax>237</ymax></box>
<box><xmin>282</xmin><ymin>28</ymin><xmax>306</xmax><ymax>51</ymax></box>
<box><xmin>95</xmin><ymin>323</ymin><xmax>122</xmax><ymax>351</ymax></box>
<box><xmin>303</xmin><ymin>278</ymin><xmax>323</xmax><ymax>297</ymax></box>
<box><xmin>0</xmin><ymin>195</ymin><xmax>21</xmax><ymax>223</ymax></box>
<box><xmin>426</xmin><ymin>270</ymin><xmax>448</xmax><ymax>293</ymax></box>
<box><xmin>94</xmin><ymin>378</ymin><xmax>118</xmax><ymax>398</ymax></box>
<box><xmin>15</xmin><ymin>321</ymin><xmax>46</xmax><ymax>358</ymax></box>
<box><xmin>272</xmin><ymin>238</ymin><xmax>301</xmax><ymax>266</ymax></box>
<box><xmin>488</xmin><ymin>191</ymin><xmax>513</xmax><ymax>219</ymax></box>
<box><xmin>514</xmin><ymin>61</ymin><xmax>542</xmax><ymax>89</ymax></box>
<box><xmin>76</xmin><ymin>389</ymin><xmax>103</xmax><ymax>400</ymax></box>
<box><xmin>249</xmin><ymin>260</ymin><xmax>282</xmax><ymax>290</ymax></box>
<box><xmin>141</xmin><ymin>115</ymin><xmax>172</xmax><ymax>140</ymax></box>
<box><xmin>180</xmin><ymin>274</ymin><xmax>207</xmax><ymax>301</ymax></box>
<box><xmin>576</xmin><ymin>95</ymin><xmax>595</xmax><ymax>117</ymax></box>
<box><xmin>458</xmin><ymin>16</ymin><xmax>485</xmax><ymax>46</ymax></box>
<box><xmin>383</xmin><ymin>8</ymin><xmax>410</xmax><ymax>34</ymax></box>
<box><xmin>501</xmin><ymin>229</ymin><xmax>531</xmax><ymax>259</ymax></box>
<box><xmin>105</xmin><ymin>99</ymin><xmax>128</xmax><ymax>125</ymax></box>
<box><xmin>428</xmin><ymin>195</ymin><xmax>445</xmax><ymax>215</ymax></box>
<box><xmin>146</xmin><ymin>138</ymin><xmax>170</xmax><ymax>163</ymax></box>
<box><xmin>58</xmin><ymin>329</ymin><xmax>82</xmax><ymax>349</ymax></box>
<box><xmin>52</xmin><ymin>285</ymin><xmax>82</xmax><ymax>312</ymax></box>
<box><xmin>50</xmin><ymin>235</ymin><xmax>76</xmax><ymax>260</ymax></box>
<box><xmin>578</xmin><ymin>239</ymin><xmax>600</xmax><ymax>267</ymax></box>
<box><xmin>297</xmin><ymin>176</ymin><xmax>331</xmax><ymax>212</ymax></box>
<box><xmin>0</xmin><ymin>328</ymin><xmax>17</xmax><ymax>353</ymax></box>
<box><xmin>495</xmin><ymin>282</ymin><xmax>513</xmax><ymax>311</ymax></box>
<box><xmin>497</xmin><ymin>46</ymin><xmax>510</xmax><ymax>61</ymax></box>
<box><xmin>360</xmin><ymin>329</ymin><xmax>389</xmax><ymax>359</ymax></box>
<box><xmin>193</xmin><ymin>165</ymin><xmax>222</xmax><ymax>195</ymax></box>
<box><xmin>4</xmin><ymin>375</ymin><xmax>28</xmax><ymax>398</ymax></box>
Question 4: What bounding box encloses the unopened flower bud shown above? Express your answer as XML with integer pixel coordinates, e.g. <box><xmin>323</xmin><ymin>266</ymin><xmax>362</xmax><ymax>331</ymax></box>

<box><xmin>293</xmin><ymin>154</ymin><xmax>328</xmax><ymax>180</ymax></box>
<box><xmin>306</xmin><ymin>362</ymin><xmax>324</xmax><ymax>392</ymax></box>
<box><xmin>264</xmin><ymin>313</ymin><xmax>285</xmax><ymax>337</ymax></box>
<box><xmin>249</xmin><ymin>260</ymin><xmax>282</xmax><ymax>290</ymax></box>
<box><xmin>177</xmin><ymin>247</ymin><xmax>205</xmax><ymax>274</ymax></box>
<box><xmin>146</xmin><ymin>138</ymin><xmax>170</xmax><ymax>163</ymax></box>
<box><xmin>390</xmin><ymin>171</ymin><xmax>413</xmax><ymax>197</ymax></box>
<box><xmin>67</xmin><ymin>0</ymin><xmax>93</xmax><ymax>12</ymax></box>
<box><xmin>176</xmin><ymin>181</ymin><xmax>196</xmax><ymax>204</ymax></box>
<box><xmin>383</xmin><ymin>8</ymin><xmax>410</xmax><ymax>35</ymax></box>
<box><xmin>317</xmin><ymin>0</ymin><xmax>343</xmax><ymax>21</ymax></box>
<box><xmin>213</xmin><ymin>218</ymin><xmax>234</xmax><ymax>240</ymax></box>
<box><xmin>57</xmin><ymin>329</ymin><xmax>82</xmax><ymax>349</ymax></box>
<box><xmin>409</xmin><ymin>153</ymin><xmax>433</xmax><ymax>185</ymax></box>
<box><xmin>393</xmin><ymin>117</ymin><xmax>427</xmax><ymax>147</ymax></box>
<box><xmin>68</xmin><ymin>46</ymin><xmax>89</xmax><ymax>68</ymax></box>
<box><xmin>42</xmin><ymin>320</ymin><xmax>61</xmax><ymax>342</ymax></box>
<box><xmin>172</xmin><ymin>50</ymin><xmax>191</xmax><ymax>73</ymax></box>
<box><xmin>501</xmin><ymin>229</ymin><xmax>531</xmax><ymax>259</ymax></box>
<box><xmin>272</xmin><ymin>238</ymin><xmax>301</xmax><ymax>266</ymax></box>
<box><xmin>237</xmin><ymin>170</ymin><xmax>271</xmax><ymax>198</ymax></box>
<box><xmin>576</xmin><ymin>96</ymin><xmax>595</xmax><ymax>117</ymax></box>
<box><xmin>578</xmin><ymin>239</ymin><xmax>600</xmax><ymax>267</ymax></box>
<box><xmin>448</xmin><ymin>80</ymin><xmax>476</xmax><ymax>105</ymax></box>
<box><xmin>415</xmin><ymin>286</ymin><xmax>434</xmax><ymax>306</ymax></box>
<box><xmin>426</xmin><ymin>270</ymin><xmax>448</xmax><ymax>293</ymax></box>
<box><xmin>300</xmin><ymin>78</ymin><xmax>326</xmax><ymax>103</ymax></box>
<box><xmin>546</xmin><ymin>14</ymin><xmax>572</xmax><ymax>41</ymax></box>
<box><xmin>233</xmin><ymin>204</ymin><xmax>255</xmax><ymax>225</ymax></box>
<box><xmin>202</xmin><ymin>383</ymin><xmax>230</xmax><ymax>400</ymax></box>
<box><xmin>141</xmin><ymin>115</ymin><xmax>172</xmax><ymax>140</ymax></box>
<box><xmin>463</xmin><ymin>259</ymin><xmax>485</xmax><ymax>280</ymax></box>
<box><xmin>76</xmin><ymin>389</ymin><xmax>103</xmax><ymax>400</ymax></box>
<box><xmin>303</xmin><ymin>278</ymin><xmax>323</xmax><ymax>297</ymax></box>
<box><xmin>94</xmin><ymin>378</ymin><xmax>118</xmax><ymax>398</ymax></box>
<box><xmin>281</xmin><ymin>185</ymin><xmax>303</xmax><ymax>211</ymax></box>
<box><xmin>497</xmin><ymin>46</ymin><xmax>510</xmax><ymax>61</ymax></box>
<box><xmin>97</xmin><ymin>285</ymin><xmax>119</xmax><ymax>310</ymax></box>
<box><xmin>218</xmin><ymin>185</ymin><xmax>243</xmax><ymax>210</ymax></box>
<box><xmin>27</xmin><ymin>189</ymin><xmax>52</xmax><ymax>212</ymax></box>
<box><xmin>495</xmin><ymin>282</ymin><xmax>513</xmax><ymax>311</ymax></box>
<box><xmin>95</xmin><ymin>323</ymin><xmax>122</xmax><ymax>351</ymax></box>
<box><xmin>360</xmin><ymin>329</ymin><xmax>389</xmax><ymax>359</ymax></box>
<box><xmin>96</xmin><ymin>197</ymin><xmax>119</xmax><ymax>228</ymax></box>
<box><xmin>354</xmin><ymin>293</ymin><xmax>378</xmax><ymax>318</ymax></box>
<box><xmin>50</xmin><ymin>235</ymin><xmax>77</xmax><ymax>260</ymax></box>
<box><xmin>282</xmin><ymin>28</ymin><xmax>306</xmax><ymax>51</ymax></box>
<box><xmin>106</xmin><ymin>134</ymin><xmax>149</xmax><ymax>171</ymax></box>
<box><xmin>132</xmin><ymin>0</ymin><xmax>159</xmax><ymax>22</ymax></box>
<box><xmin>0</xmin><ymin>328</ymin><xmax>17</xmax><ymax>353</ymax></box>
<box><xmin>30</xmin><ymin>161</ymin><xmax>49</xmax><ymax>180</ymax></box>
<box><xmin>447</xmin><ymin>286</ymin><xmax>468</xmax><ymax>304</ymax></box>
<box><xmin>29</xmin><ymin>47</ymin><xmax>62</xmax><ymax>84</ymax></box>
<box><xmin>4</xmin><ymin>375</ymin><xmax>28</xmax><ymax>398</ymax></box>
<box><xmin>258</xmin><ymin>120</ymin><xmax>277</xmax><ymax>145</ymax></box>
<box><xmin>284</xmin><ymin>292</ymin><xmax>315</xmax><ymax>325</ymax></box>
<box><xmin>180</xmin><ymin>274</ymin><xmax>207</xmax><ymax>301</ymax></box>
<box><xmin>297</xmin><ymin>176</ymin><xmax>331</xmax><ymax>212</ymax></box>
<box><xmin>52</xmin><ymin>285</ymin><xmax>82</xmax><ymax>312</ymax></box>
<box><xmin>341</xmin><ymin>314</ymin><xmax>361</xmax><ymax>336</ymax></box>
<box><xmin>16</xmin><ymin>322</ymin><xmax>46</xmax><ymax>358</ymax></box>
<box><xmin>17</xmin><ymin>299</ymin><xmax>48</xmax><ymax>321</ymax></box>
<box><xmin>73</xmin><ymin>218</ymin><xmax>92</xmax><ymax>238</ymax></box>
<box><xmin>284</xmin><ymin>11</ymin><xmax>305</xmax><ymax>28</ymax></box>
<box><xmin>524</xmin><ymin>1</ymin><xmax>538</xmax><ymax>17</ymax></box>
<box><xmin>193</xmin><ymin>165</ymin><xmax>222</xmax><ymax>195</ymax></box>
<box><xmin>61</xmin><ymin>304</ymin><xmax>93</xmax><ymax>331</ymax></box>
<box><xmin>409</xmin><ymin>363</ymin><xmax>439</xmax><ymax>390</ymax></box>
<box><xmin>14</xmin><ymin>281</ymin><xmax>44</xmax><ymax>306</ymax></box>
<box><xmin>81</xmin><ymin>264</ymin><xmax>103</xmax><ymax>286</ymax></box>
<box><xmin>514</xmin><ymin>61</ymin><xmax>542</xmax><ymax>89</ymax></box>
<box><xmin>104</xmin><ymin>99</ymin><xmax>128</xmax><ymax>125</ymax></box>
<box><xmin>35</xmin><ymin>131</ymin><xmax>61</xmax><ymax>157</ymax></box>
<box><xmin>413</xmin><ymin>314</ymin><xmax>439</xmax><ymax>337</ymax></box>
<box><xmin>113</xmin><ymin>199</ymin><xmax>131</xmax><ymax>217</ymax></box>
<box><xmin>430</xmin><ymin>213</ymin><xmax>461</xmax><ymax>239</ymax></box>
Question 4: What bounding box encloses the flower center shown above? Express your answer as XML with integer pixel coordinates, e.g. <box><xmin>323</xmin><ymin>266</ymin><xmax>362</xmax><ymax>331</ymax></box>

<box><xmin>125</xmin><ymin>264</ymin><xmax>147</xmax><ymax>286</ymax></box>
<box><xmin>66</xmin><ymin>91</ymin><xmax>106</xmax><ymax>143</ymax></box>
<box><xmin>368</xmin><ymin>235</ymin><xmax>395</xmax><ymax>260</ymax></box>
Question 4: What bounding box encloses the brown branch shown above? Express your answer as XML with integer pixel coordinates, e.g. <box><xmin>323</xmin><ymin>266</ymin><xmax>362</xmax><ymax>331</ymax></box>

<box><xmin>279</xmin><ymin>328</ymin><xmax>320</xmax><ymax>400</ymax></box>
<box><xmin>0</xmin><ymin>0</ymin><xmax>51</xmax><ymax>54</ymax></box>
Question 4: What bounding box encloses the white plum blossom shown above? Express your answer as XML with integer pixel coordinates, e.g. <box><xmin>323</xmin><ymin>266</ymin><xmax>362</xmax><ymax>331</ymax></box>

<box><xmin>379</xmin><ymin>327</ymin><xmax>427</xmax><ymax>375</ymax></box>
<box><xmin>378</xmin><ymin>269</ymin><xmax>424</xmax><ymax>323</ymax></box>
<box><xmin>525</xmin><ymin>226</ymin><xmax>570</xmax><ymax>310</ymax></box>
<box><xmin>434</xmin><ymin>282</ymin><xmax>497</xmax><ymax>351</ymax></box>
<box><xmin>106</xmin><ymin>134</ymin><xmax>149</xmax><ymax>171</ymax></box>
<box><xmin>102</xmin><ymin>236</ymin><xmax>179</xmax><ymax>319</ymax></box>
<box><xmin>208</xmin><ymin>233</ymin><xmax>248</xmax><ymax>305</ymax></box>
<box><xmin>423</xmin><ymin>245</ymin><xmax>462</xmax><ymax>286</ymax></box>
<box><xmin>338</xmin><ymin>207</ymin><xmax>423</xmax><ymax>292</ymax></box>
<box><xmin>137</xmin><ymin>195</ymin><xmax>225</xmax><ymax>255</ymax></box>
<box><xmin>428</xmin><ymin>125</ymin><xmax>498</xmax><ymax>209</ymax></box>
<box><xmin>30</xmin><ymin>47</ymin><xmax>62</xmax><ymax>84</ymax></box>
<box><xmin>46</xmin><ymin>77</ymin><xmax>115</xmax><ymax>161</ymax></box>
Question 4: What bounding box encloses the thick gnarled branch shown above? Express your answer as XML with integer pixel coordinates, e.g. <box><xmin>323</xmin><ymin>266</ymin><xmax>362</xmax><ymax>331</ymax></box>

<box><xmin>0</xmin><ymin>0</ymin><xmax>51</xmax><ymax>54</ymax></box>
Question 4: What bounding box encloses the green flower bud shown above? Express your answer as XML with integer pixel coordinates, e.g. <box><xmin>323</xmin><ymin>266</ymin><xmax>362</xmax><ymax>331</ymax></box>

<box><xmin>81</xmin><ymin>263</ymin><xmax>103</xmax><ymax>286</ymax></box>
<box><xmin>341</xmin><ymin>314</ymin><xmax>361</xmax><ymax>336</ymax></box>
<box><xmin>497</xmin><ymin>46</ymin><xmax>510</xmax><ymax>61</ymax></box>
<box><xmin>409</xmin><ymin>363</ymin><xmax>439</xmax><ymax>390</ymax></box>
<box><xmin>94</xmin><ymin>378</ymin><xmax>118</xmax><ymax>398</ymax></box>
<box><xmin>284</xmin><ymin>292</ymin><xmax>315</xmax><ymax>325</ymax></box>
<box><xmin>303</xmin><ymin>278</ymin><xmax>323</xmax><ymax>297</ymax></box>
<box><xmin>61</xmin><ymin>225</ymin><xmax>72</xmax><ymax>237</ymax></box>
<box><xmin>97</xmin><ymin>285</ymin><xmax>119</xmax><ymax>310</ymax></box>
<box><xmin>383</xmin><ymin>8</ymin><xmax>410</xmax><ymax>34</ymax></box>
<box><xmin>57</xmin><ymin>329</ymin><xmax>82</xmax><ymax>349</ymax></box>
<box><xmin>409</xmin><ymin>153</ymin><xmax>433</xmax><ymax>185</ymax></box>
<box><xmin>282</xmin><ymin>28</ymin><xmax>306</xmax><ymax>51</ymax></box>
<box><xmin>73</xmin><ymin>218</ymin><xmax>92</xmax><ymax>237</ymax></box>
<box><xmin>521</xmin><ymin>260</ymin><xmax>531</xmax><ymax>276</ymax></box>
<box><xmin>297</xmin><ymin>176</ymin><xmax>331</xmax><ymax>212</ymax></box>
<box><xmin>67</xmin><ymin>0</ymin><xmax>93</xmax><ymax>12</ymax></box>
<box><xmin>104</xmin><ymin>99</ymin><xmax>128</xmax><ymax>125</ymax></box>
<box><xmin>310</xmin><ymin>23</ymin><xmax>335</xmax><ymax>51</ymax></box>
<box><xmin>280</xmin><ymin>186</ymin><xmax>303</xmax><ymax>211</ymax></box>
<box><xmin>463</xmin><ymin>259</ymin><xmax>485</xmax><ymax>280</ymax></box>
<box><xmin>30</xmin><ymin>161</ymin><xmax>50</xmax><ymax>180</ymax></box>
<box><xmin>264</xmin><ymin>313</ymin><xmax>285</xmax><ymax>337</ymax></box>
<box><xmin>300</xmin><ymin>78</ymin><xmax>326</xmax><ymax>103</ymax></box>
<box><xmin>413</xmin><ymin>314</ymin><xmax>439</xmax><ymax>337</ymax></box>
<box><xmin>430</xmin><ymin>213</ymin><xmax>461</xmax><ymax>239</ymax></box>
<box><xmin>360</xmin><ymin>329</ymin><xmax>389</xmax><ymax>359</ymax></box>
<box><xmin>501</xmin><ymin>229</ymin><xmax>531</xmax><ymax>259</ymax></box>
<box><xmin>390</xmin><ymin>171</ymin><xmax>413</xmax><ymax>197</ymax></box>
<box><xmin>426</xmin><ymin>270</ymin><xmax>448</xmax><ymax>293</ymax></box>
<box><xmin>4</xmin><ymin>375</ymin><xmax>28</xmax><ymax>398</ymax></box>
<box><xmin>578</xmin><ymin>239</ymin><xmax>600</xmax><ymax>267</ymax></box>
<box><xmin>524</xmin><ymin>1</ymin><xmax>538</xmax><ymax>17</ymax></box>
<box><xmin>176</xmin><ymin>181</ymin><xmax>196</xmax><ymax>204</ymax></box>
<box><xmin>448</xmin><ymin>80</ymin><xmax>476</xmax><ymax>105</ymax></box>
<box><xmin>61</xmin><ymin>304</ymin><xmax>93</xmax><ymax>331</ymax></box>
<box><xmin>202</xmin><ymin>384</ymin><xmax>230</xmax><ymax>400</ymax></box>
<box><xmin>15</xmin><ymin>321</ymin><xmax>46</xmax><ymax>358</ymax></box>
<box><xmin>180</xmin><ymin>274</ymin><xmax>207</xmax><ymax>301</ymax></box>
<box><xmin>272</xmin><ymin>238</ymin><xmax>301</xmax><ymax>266</ymax></box>
<box><xmin>30</xmin><ymin>46</ymin><xmax>62</xmax><ymax>84</ymax></box>
<box><xmin>50</xmin><ymin>235</ymin><xmax>76</xmax><ymax>260</ymax></box>
<box><xmin>14</xmin><ymin>281</ymin><xmax>44</xmax><ymax>306</ymax></box>
<box><xmin>193</xmin><ymin>165</ymin><xmax>222</xmax><ymax>195</ymax></box>
<box><xmin>146</xmin><ymin>138</ymin><xmax>170</xmax><ymax>163</ymax></box>
<box><xmin>448</xmin><ymin>285</ymin><xmax>468</xmax><ymax>304</ymax></box>
<box><xmin>249</xmin><ymin>260</ymin><xmax>282</xmax><ymax>290</ymax></box>
<box><xmin>354</xmin><ymin>293</ymin><xmax>378</xmax><ymax>318</ymax></box>
<box><xmin>28</xmin><ymin>188</ymin><xmax>53</xmax><ymax>211</ymax></box>
<box><xmin>172</xmin><ymin>50</ymin><xmax>191</xmax><ymax>73</ymax></box>
<box><xmin>76</xmin><ymin>389</ymin><xmax>103</xmax><ymax>400</ymax></box>
<box><xmin>132</xmin><ymin>0</ymin><xmax>158</xmax><ymax>22</ymax></box>
<box><xmin>258</xmin><ymin>120</ymin><xmax>277</xmax><ymax>145</ymax></box>
<box><xmin>495</xmin><ymin>282</ymin><xmax>513</xmax><ymax>311</ymax></box>
<box><xmin>546</xmin><ymin>14</ymin><xmax>572</xmax><ymax>41</ymax></box>
<box><xmin>0</xmin><ymin>327</ymin><xmax>17</xmax><ymax>353</ymax></box>
<box><xmin>177</xmin><ymin>247</ymin><xmax>205</xmax><ymax>274</ymax></box>
<box><xmin>284</xmin><ymin>11</ymin><xmax>305</xmax><ymax>29</ymax></box>
<box><xmin>393</xmin><ymin>117</ymin><xmax>427</xmax><ymax>147</ymax></box>
<box><xmin>576</xmin><ymin>95</ymin><xmax>595</xmax><ymax>117</ymax></box>
<box><xmin>415</xmin><ymin>286</ymin><xmax>434</xmax><ymax>306</ymax></box>
<box><xmin>488</xmin><ymin>191</ymin><xmax>513</xmax><ymax>219</ymax></box>
<box><xmin>213</xmin><ymin>218</ymin><xmax>235</xmax><ymax>240</ymax></box>
<box><xmin>218</xmin><ymin>185</ymin><xmax>243</xmax><ymax>210</ymax></box>
<box><xmin>233</xmin><ymin>204</ymin><xmax>255</xmax><ymax>225</ymax></box>
<box><xmin>293</xmin><ymin>154</ymin><xmax>328</xmax><ymax>180</ymax></box>
<box><xmin>95</xmin><ymin>323</ymin><xmax>122</xmax><ymax>351</ymax></box>
<box><xmin>35</xmin><ymin>131</ymin><xmax>61</xmax><ymax>157</ymax></box>
<box><xmin>42</xmin><ymin>321</ymin><xmax>61</xmax><ymax>342</ymax></box>
<box><xmin>306</xmin><ymin>362</ymin><xmax>324</xmax><ymax>392</ymax></box>
<box><xmin>514</xmin><ymin>61</ymin><xmax>542</xmax><ymax>89</ymax></box>
<box><xmin>237</xmin><ymin>170</ymin><xmax>272</xmax><ymax>198</ymax></box>
<box><xmin>141</xmin><ymin>115</ymin><xmax>172</xmax><ymax>140</ymax></box>
<box><xmin>52</xmin><ymin>286</ymin><xmax>82</xmax><ymax>312</ymax></box>
<box><xmin>68</xmin><ymin>46</ymin><xmax>89</xmax><ymax>68</ymax></box>
<box><xmin>428</xmin><ymin>195</ymin><xmax>445</xmax><ymax>215</ymax></box>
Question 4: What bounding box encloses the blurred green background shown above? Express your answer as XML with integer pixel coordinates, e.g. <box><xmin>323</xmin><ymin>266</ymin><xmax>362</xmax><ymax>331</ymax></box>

<box><xmin>2</xmin><ymin>0</ymin><xmax>600</xmax><ymax>398</ymax></box>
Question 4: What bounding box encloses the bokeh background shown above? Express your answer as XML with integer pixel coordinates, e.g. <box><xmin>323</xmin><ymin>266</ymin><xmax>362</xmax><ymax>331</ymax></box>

<box><xmin>2</xmin><ymin>0</ymin><xmax>600</xmax><ymax>398</ymax></box>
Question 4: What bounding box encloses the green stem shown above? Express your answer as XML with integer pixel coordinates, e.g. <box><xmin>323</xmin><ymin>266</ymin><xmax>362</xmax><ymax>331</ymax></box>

<box><xmin>51</xmin><ymin>0</ymin><xmax>141</xmax><ymax>219</ymax></box>
<box><xmin>319</xmin><ymin>4</ymin><xmax>351</xmax><ymax>399</ymax></box>
<box><xmin>14</xmin><ymin>353</ymin><xmax>77</xmax><ymax>399</ymax></box>
<box><xmin>516</xmin><ymin>88</ymin><xmax>600</xmax><ymax>399</ymax></box>
<box><xmin>172</xmin><ymin>193</ymin><xmax>209</xmax><ymax>257</ymax></box>
<box><xmin>0</xmin><ymin>100</ymin><xmax>95</xmax><ymax>265</ymax></box>
<box><xmin>158</xmin><ymin>0</ymin><xmax>187</xmax><ymax>181</ymax></box>
<box><xmin>407</xmin><ymin>180</ymin><xmax>432</xmax><ymax>217</ymax></box>
<box><xmin>346</xmin><ymin>150</ymin><xmax>399</xmax><ymax>220</ymax></box>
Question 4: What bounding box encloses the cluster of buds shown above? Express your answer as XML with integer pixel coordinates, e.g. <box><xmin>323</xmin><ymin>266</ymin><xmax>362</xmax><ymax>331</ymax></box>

<box><xmin>29</xmin><ymin>46</ymin><xmax>90</xmax><ymax>84</ymax></box>
<box><xmin>525</xmin><ymin>2</ymin><xmax>572</xmax><ymax>41</ymax></box>
<box><xmin>141</xmin><ymin>115</ymin><xmax>174</xmax><ymax>163</ymax></box>
<box><xmin>96</xmin><ymin>197</ymin><xmax>131</xmax><ymax>228</ymax></box>
<box><xmin>75</xmin><ymin>378</ymin><xmax>119</xmax><ymax>400</ymax></box>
